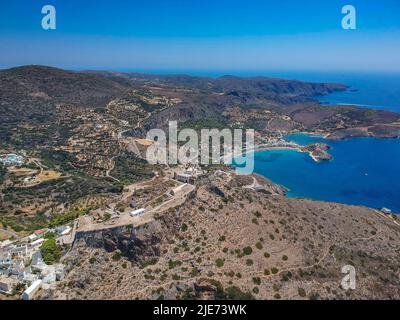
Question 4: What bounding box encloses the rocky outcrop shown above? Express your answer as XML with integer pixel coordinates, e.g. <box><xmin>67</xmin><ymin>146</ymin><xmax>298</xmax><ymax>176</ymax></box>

<box><xmin>74</xmin><ymin>223</ymin><xmax>162</xmax><ymax>262</ymax></box>
<box><xmin>302</xmin><ymin>142</ymin><xmax>333</xmax><ymax>161</ymax></box>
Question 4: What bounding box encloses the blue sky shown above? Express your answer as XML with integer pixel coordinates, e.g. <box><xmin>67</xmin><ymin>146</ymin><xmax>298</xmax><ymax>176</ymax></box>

<box><xmin>0</xmin><ymin>0</ymin><xmax>399</xmax><ymax>71</ymax></box>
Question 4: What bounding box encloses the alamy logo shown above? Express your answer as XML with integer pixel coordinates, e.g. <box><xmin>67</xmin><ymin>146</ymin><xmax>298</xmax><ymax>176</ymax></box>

<box><xmin>341</xmin><ymin>265</ymin><xmax>356</xmax><ymax>290</ymax></box>
<box><xmin>145</xmin><ymin>121</ymin><xmax>255</xmax><ymax>175</ymax></box>
<box><xmin>42</xmin><ymin>5</ymin><xmax>56</xmax><ymax>30</ymax></box>
<box><xmin>341</xmin><ymin>5</ymin><xmax>356</xmax><ymax>30</ymax></box>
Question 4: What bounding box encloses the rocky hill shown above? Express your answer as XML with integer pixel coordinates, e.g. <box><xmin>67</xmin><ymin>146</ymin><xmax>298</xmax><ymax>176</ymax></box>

<box><xmin>47</xmin><ymin>171</ymin><xmax>400</xmax><ymax>300</ymax></box>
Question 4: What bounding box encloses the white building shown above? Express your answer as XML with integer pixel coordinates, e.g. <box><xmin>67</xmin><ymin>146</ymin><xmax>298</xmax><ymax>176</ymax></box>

<box><xmin>42</xmin><ymin>266</ymin><xmax>56</xmax><ymax>284</ymax></box>
<box><xmin>29</xmin><ymin>238</ymin><xmax>45</xmax><ymax>251</ymax></box>
<box><xmin>56</xmin><ymin>226</ymin><xmax>71</xmax><ymax>236</ymax></box>
<box><xmin>9</xmin><ymin>245</ymin><xmax>29</xmax><ymax>259</ymax></box>
<box><xmin>9</xmin><ymin>244</ymin><xmax>34</xmax><ymax>263</ymax></box>
<box><xmin>170</xmin><ymin>183</ymin><xmax>188</xmax><ymax>196</ymax></box>
<box><xmin>130</xmin><ymin>208</ymin><xmax>145</xmax><ymax>217</ymax></box>
<box><xmin>174</xmin><ymin>172</ymin><xmax>192</xmax><ymax>183</ymax></box>
<box><xmin>27</xmin><ymin>234</ymin><xmax>38</xmax><ymax>243</ymax></box>
<box><xmin>0</xmin><ymin>240</ymin><xmax>13</xmax><ymax>249</ymax></box>
<box><xmin>0</xmin><ymin>153</ymin><xmax>24</xmax><ymax>166</ymax></box>
<box><xmin>0</xmin><ymin>253</ymin><xmax>12</xmax><ymax>268</ymax></box>
<box><xmin>22</xmin><ymin>280</ymin><xmax>41</xmax><ymax>300</ymax></box>
<box><xmin>31</xmin><ymin>258</ymin><xmax>48</xmax><ymax>274</ymax></box>
<box><xmin>0</xmin><ymin>275</ymin><xmax>18</xmax><ymax>294</ymax></box>
<box><xmin>0</xmin><ymin>252</ymin><xmax>27</xmax><ymax>279</ymax></box>
<box><xmin>22</xmin><ymin>272</ymin><xmax>38</xmax><ymax>284</ymax></box>
<box><xmin>381</xmin><ymin>207</ymin><xmax>392</xmax><ymax>214</ymax></box>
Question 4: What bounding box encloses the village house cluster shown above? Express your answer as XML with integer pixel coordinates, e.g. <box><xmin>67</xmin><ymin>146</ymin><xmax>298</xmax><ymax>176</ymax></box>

<box><xmin>0</xmin><ymin>225</ymin><xmax>72</xmax><ymax>300</ymax></box>
<box><xmin>0</xmin><ymin>153</ymin><xmax>25</xmax><ymax>167</ymax></box>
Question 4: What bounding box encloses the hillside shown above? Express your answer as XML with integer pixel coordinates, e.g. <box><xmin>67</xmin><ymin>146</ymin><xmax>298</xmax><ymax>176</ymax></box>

<box><xmin>48</xmin><ymin>171</ymin><xmax>400</xmax><ymax>300</ymax></box>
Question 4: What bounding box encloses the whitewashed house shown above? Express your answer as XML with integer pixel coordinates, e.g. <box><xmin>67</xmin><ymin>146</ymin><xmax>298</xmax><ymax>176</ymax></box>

<box><xmin>22</xmin><ymin>280</ymin><xmax>41</xmax><ymax>300</ymax></box>
<box><xmin>0</xmin><ymin>275</ymin><xmax>18</xmax><ymax>294</ymax></box>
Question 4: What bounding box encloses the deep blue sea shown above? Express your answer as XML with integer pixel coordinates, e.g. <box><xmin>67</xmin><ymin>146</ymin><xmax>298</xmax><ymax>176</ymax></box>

<box><xmin>253</xmin><ymin>134</ymin><xmax>400</xmax><ymax>213</ymax></box>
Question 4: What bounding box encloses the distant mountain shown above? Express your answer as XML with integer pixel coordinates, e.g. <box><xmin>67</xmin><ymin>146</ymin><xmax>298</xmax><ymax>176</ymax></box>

<box><xmin>0</xmin><ymin>65</ymin><xmax>132</xmax><ymax>122</ymax></box>
<box><xmin>0</xmin><ymin>65</ymin><xmax>347</xmax><ymax>128</ymax></box>
<box><xmin>85</xmin><ymin>69</ymin><xmax>348</xmax><ymax>97</ymax></box>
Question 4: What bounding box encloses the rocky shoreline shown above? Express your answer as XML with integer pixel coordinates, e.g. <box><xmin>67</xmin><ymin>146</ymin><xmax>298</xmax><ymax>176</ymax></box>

<box><xmin>301</xmin><ymin>142</ymin><xmax>333</xmax><ymax>162</ymax></box>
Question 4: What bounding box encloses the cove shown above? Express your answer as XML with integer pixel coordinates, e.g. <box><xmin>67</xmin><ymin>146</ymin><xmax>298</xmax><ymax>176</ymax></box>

<box><xmin>250</xmin><ymin>133</ymin><xmax>400</xmax><ymax>213</ymax></box>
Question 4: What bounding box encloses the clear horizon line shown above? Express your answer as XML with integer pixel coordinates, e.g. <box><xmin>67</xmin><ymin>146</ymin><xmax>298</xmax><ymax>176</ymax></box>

<box><xmin>2</xmin><ymin>64</ymin><xmax>400</xmax><ymax>76</ymax></box>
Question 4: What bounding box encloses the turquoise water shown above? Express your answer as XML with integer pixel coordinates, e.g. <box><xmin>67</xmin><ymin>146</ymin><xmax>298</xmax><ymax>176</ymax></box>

<box><xmin>252</xmin><ymin>134</ymin><xmax>400</xmax><ymax>213</ymax></box>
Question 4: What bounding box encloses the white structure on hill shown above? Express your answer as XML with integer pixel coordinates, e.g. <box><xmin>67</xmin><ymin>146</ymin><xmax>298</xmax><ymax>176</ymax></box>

<box><xmin>56</xmin><ymin>225</ymin><xmax>72</xmax><ymax>236</ymax></box>
<box><xmin>22</xmin><ymin>280</ymin><xmax>42</xmax><ymax>300</ymax></box>
<box><xmin>381</xmin><ymin>207</ymin><xmax>392</xmax><ymax>214</ymax></box>
<box><xmin>130</xmin><ymin>208</ymin><xmax>145</xmax><ymax>217</ymax></box>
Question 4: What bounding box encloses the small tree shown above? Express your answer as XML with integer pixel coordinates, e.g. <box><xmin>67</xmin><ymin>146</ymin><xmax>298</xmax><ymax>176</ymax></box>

<box><xmin>40</xmin><ymin>238</ymin><xmax>62</xmax><ymax>265</ymax></box>
<box><xmin>242</xmin><ymin>246</ymin><xmax>253</xmax><ymax>255</ymax></box>
<box><xmin>215</xmin><ymin>258</ymin><xmax>225</xmax><ymax>268</ymax></box>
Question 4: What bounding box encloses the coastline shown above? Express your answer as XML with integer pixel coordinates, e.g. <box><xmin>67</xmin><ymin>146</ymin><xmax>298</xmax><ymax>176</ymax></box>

<box><xmin>243</xmin><ymin>135</ymin><xmax>400</xmax><ymax>214</ymax></box>
<box><xmin>242</xmin><ymin>144</ymin><xmax>325</xmax><ymax>163</ymax></box>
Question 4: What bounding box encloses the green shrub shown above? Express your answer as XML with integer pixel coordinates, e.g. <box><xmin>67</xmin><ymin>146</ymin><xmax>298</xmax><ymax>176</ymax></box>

<box><xmin>298</xmin><ymin>287</ymin><xmax>306</xmax><ymax>297</ymax></box>
<box><xmin>245</xmin><ymin>259</ymin><xmax>253</xmax><ymax>266</ymax></box>
<box><xmin>215</xmin><ymin>258</ymin><xmax>225</xmax><ymax>268</ymax></box>
<box><xmin>190</xmin><ymin>267</ymin><xmax>200</xmax><ymax>277</ymax></box>
<box><xmin>112</xmin><ymin>252</ymin><xmax>122</xmax><ymax>261</ymax></box>
<box><xmin>141</xmin><ymin>257</ymin><xmax>159</xmax><ymax>268</ymax></box>
<box><xmin>242</xmin><ymin>246</ymin><xmax>253</xmax><ymax>255</ymax></box>
<box><xmin>172</xmin><ymin>274</ymin><xmax>181</xmax><ymax>280</ymax></box>
<box><xmin>168</xmin><ymin>260</ymin><xmax>182</xmax><ymax>269</ymax></box>
<box><xmin>49</xmin><ymin>209</ymin><xmax>88</xmax><ymax>228</ymax></box>
<box><xmin>44</xmin><ymin>232</ymin><xmax>56</xmax><ymax>239</ymax></box>
<box><xmin>224</xmin><ymin>286</ymin><xmax>254</xmax><ymax>300</ymax></box>
<box><xmin>40</xmin><ymin>238</ymin><xmax>62</xmax><ymax>265</ymax></box>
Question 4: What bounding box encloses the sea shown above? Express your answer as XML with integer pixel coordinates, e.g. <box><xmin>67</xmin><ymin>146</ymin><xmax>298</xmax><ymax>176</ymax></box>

<box><xmin>186</xmin><ymin>70</ymin><xmax>400</xmax><ymax>213</ymax></box>
<box><xmin>124</xmin><ymin>68</ymin><xmax>400</xmax><ymax>212</ymax></box>
<box><xmin>249</xmin><ymin>71</ymin><xmax>400</xmax><ymax>213</ymax></box>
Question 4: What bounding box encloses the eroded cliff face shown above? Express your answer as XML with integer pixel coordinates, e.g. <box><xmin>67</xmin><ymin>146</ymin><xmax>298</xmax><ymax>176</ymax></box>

<box><xmin>74</xmin><ymin>223</ymin><xmax>163</xmax><ymax>262</ymax></box>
